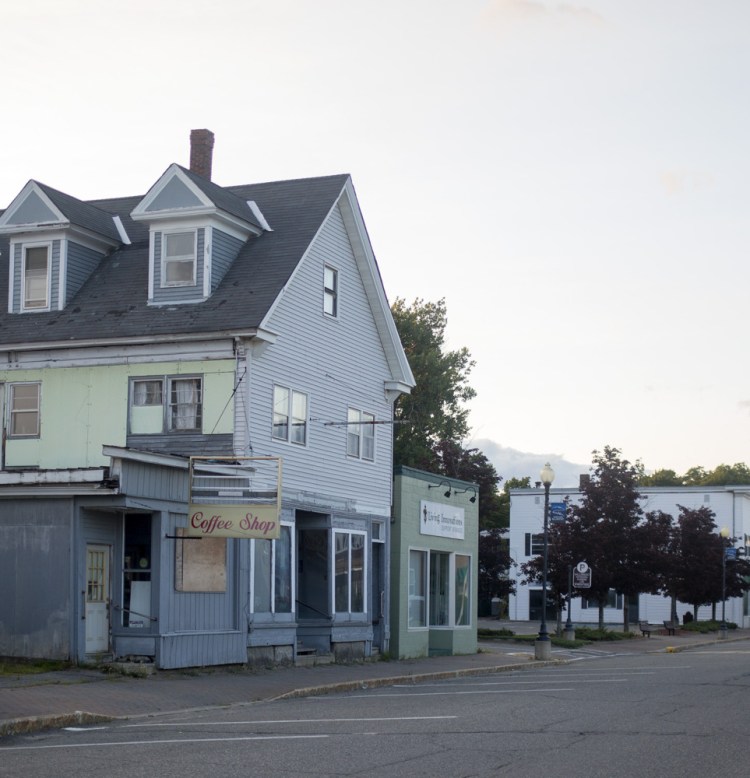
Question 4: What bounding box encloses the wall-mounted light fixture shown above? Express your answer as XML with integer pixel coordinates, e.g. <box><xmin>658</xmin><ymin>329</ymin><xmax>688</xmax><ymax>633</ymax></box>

<box><xmin>454</xmin><ymin>486</ymin><xmax>478</xmax><ymax>503</ymax></box>
<box><xmin>428</xmin><ymin>479</ymin><xmax>453</xmax><ymax>498</ymax></box>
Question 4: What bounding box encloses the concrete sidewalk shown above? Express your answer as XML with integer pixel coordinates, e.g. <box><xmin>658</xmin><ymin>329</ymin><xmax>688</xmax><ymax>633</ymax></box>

<box><xmin>2</xmin><ymin>622</ymin><xmax>746</xmax><ymax>738</ymax></box>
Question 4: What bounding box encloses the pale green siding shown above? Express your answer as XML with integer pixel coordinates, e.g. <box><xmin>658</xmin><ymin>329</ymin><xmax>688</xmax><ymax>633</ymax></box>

<box><xmin>1</xmin><ymin>360</ymin><xmax>236</xmax><ymax>468</ymax></box>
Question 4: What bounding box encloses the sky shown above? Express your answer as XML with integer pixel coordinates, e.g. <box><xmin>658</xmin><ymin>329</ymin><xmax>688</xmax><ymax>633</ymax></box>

<box><xmin>2</xmin><ymin>0</ymin><xmax>749</xmax><ymax>486</ymax></box>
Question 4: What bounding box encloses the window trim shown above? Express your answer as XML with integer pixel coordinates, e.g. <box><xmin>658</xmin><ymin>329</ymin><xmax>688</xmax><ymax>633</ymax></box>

<box><xmin>333</xmin><ymin>529</ymin><xmax>367</xmax><ymax>615</ymax></box>
<box><xmin>347</xmin><ymin>407</ymin><xmax>375</xmax><ymax>461</ymax></box>
<box><xmin>323</xmin><ymin>264</ymin><xmax>338</xmax><ymax>317</ymax></box>
<box><xmin>161</xmin><ymin>229</ymin><xmax>197</xmax><ymax>288</ymax></box>
<box><xmin>21</xmin><ymin>242</ymin><xmax>52</xmax><ymax>312</ymax></box>
<box><xmin>272</xmin><ymin>384</ymin><xmax>308</xmax><ymax>446</ymax></box>
<box><xmin>128</xmin><ymin>375</ymin><xmax>203</xmax><ymax>434</ymax></box>
<box><xmin>8</xmin><ymin>381</ymin><xmax>41</xmax><ymax>438</ymax></box>
<box><xmin>251</xmin><ymin>523</ymin><xmax>294</xmax><ymax>615</ymax></box>
<box><xmin>408</xmin><ymin>546</ymin><xmax>473</xmax><ymax>631</ymax></box>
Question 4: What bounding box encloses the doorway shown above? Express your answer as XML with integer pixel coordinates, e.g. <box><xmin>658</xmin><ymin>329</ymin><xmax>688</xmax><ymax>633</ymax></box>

<box><xmin>85</xmin><ymin>544</ymin><xmax>111</xmax><ymax>654</ymax></box>
<box><xmin>297</xmin><ymin>528</ymin><xmax>329</xmax><ymax>619</ymax></box>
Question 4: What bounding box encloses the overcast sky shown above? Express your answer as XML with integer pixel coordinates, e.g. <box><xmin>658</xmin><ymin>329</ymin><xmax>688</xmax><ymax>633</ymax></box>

<box><xmin>3</xmin><ymin>1</ymin><xmax>748</xmax><ymax>485</ymax></box>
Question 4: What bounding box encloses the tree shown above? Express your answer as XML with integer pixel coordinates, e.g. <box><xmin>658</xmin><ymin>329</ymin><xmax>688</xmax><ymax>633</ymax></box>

<box><xmin>639</xmin><ymin>462</ymin><xmax>750</xmax><ymax>487</ymax></box>
<box><xmin>639</xmin><ymin>469</ymin><xmax>683</xmax><ymax>487</ymax></box>
<box><xmin>391</xmin><ymin>298</ymin><xmax>476</xmax><ymax>470</ymax></box>
<box><xmin>478</xmin><ymin>528</ymin><xmax>515</xmax><ymax>615</ymax></box>
<box><xmin>564</xmin><ymin>447</ymin><xmax>667</xmax><ymax>631</ymax></box>
<box><xmin>431</xmin><ymin>440</ymin><xmax>503</xmax><ymax>529</ymax></box>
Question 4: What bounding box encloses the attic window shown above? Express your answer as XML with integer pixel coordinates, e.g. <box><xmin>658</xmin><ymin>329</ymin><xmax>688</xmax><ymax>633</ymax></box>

<box><xmin>162</xmin><ymin>230</ymin><xmax>196</xmax><ymax>286</ymax></box>
<box><xmin>324</xmin><ymin>265</ymin><xmax>338</xmax><ymax>317</ymax></box>
<box><xmin>23</xmin><ymin>245</ymin><xmax>50</xmax><ymax>310</ymax></box>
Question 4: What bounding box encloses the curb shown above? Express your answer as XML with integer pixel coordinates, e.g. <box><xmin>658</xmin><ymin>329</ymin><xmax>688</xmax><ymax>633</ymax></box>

<box><xmin>1</xmin><ymin>711</ymin><xmax>113</xmax><ymax>739</ymax></box>
<box><xmin>271</xmin><ymin>657</ymin><xmax>567</xmax><ymax>701</ymax></box>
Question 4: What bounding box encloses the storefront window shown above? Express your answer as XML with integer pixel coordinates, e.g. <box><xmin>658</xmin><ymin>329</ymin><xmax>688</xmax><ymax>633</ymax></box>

<box><xmin>123</xmin><ymin>515</ymin><xmax>151</xmax><ymax>628</ymax></box>
<box><xmin>455</xmin><ymin>554</ymin><xmax>471</xmax><ymax>626</ymax></box>
<box><xmin>408</xmin><ymin>550</ymin><xmax>427</xmax><ymax>627</ymax></box>
<box><xmin>335</xmin><ymin>530</ymin><xmax>366</xmax><ymax>614</ymax></box>
<box><xmin>253</xmin><ymin>526</ymin><xmax>292</xmax><ymax>613</ymax></box>
<box><xmin>429</xmin><ymin>551</ymin><xmax>450</xmax><ymax>626</ymax></box>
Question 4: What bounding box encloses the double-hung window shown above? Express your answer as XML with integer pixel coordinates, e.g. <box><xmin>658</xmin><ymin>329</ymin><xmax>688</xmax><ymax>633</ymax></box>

<box><xmin>162</xmin><ymin>230</ymin><xmax>196</xmax><ymax>286</ymax></box>
<box><xmin>129</xmin><ymin>376</ymin><xmax>202</xmax><ymax>433</ymax></box>
<box><xmin>272</xmin><ymin>385</ymin><xmax>307</xmax><ymax>445</ymax></box>
<box><xmin>323</xmin><ymin>265</ymin><xmax>338</xmax><ymax>317</ymax></box>
<box><xmin>524</xmin><ymin>532</ymin><xmax>544</xmax><ymax>557</ymax></box>
<box><xmin>22</xmin><ymin>245</ymin><xmax>50</xmax><ymax>310</ymax></box>
<box><xmin>9</xmin><ymin>382</ymin><xmax>41</xmax><ymax>437</ymax></box>
<box><xmin>347</xmin><ymin>408</ymin><xmax>375</xmax><ymax>460</ymax></box>
<box><xmin>169</xmin><ymin>377</ymin><xmax>202</xmax><ymax>430</ymax></box>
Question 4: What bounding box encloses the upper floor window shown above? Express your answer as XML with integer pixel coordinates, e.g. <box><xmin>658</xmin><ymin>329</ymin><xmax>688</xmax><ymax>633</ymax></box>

<box><xmin>272</xmin><ymin>385</ymin><xmax>307</xmax><ymax>445</ymax></box>
<box><xmin>324</xmin><ymin>265</ymin><xmax>338</xmax><ymax>317</ymax></box>
<box><xmin>347</xmin><ymin>408</ymin><xmax>375</xmax><ymax>460</ymax></box>
<box><xmin>524</xmin><ymin>533</ymin><xmax>544</xmax><ymax>557</ymax></box>
<box><xmin>129</xmin><ymin>376</ymin><xmax>202</xmax><ymax>433</ymax></box>
<box><xmin>22</xmin><ymin>245</ymin><xmax>50</xmax><ymax>310</ymax></box>
<box><xmin>9</xmin><ymin>382</ymin><xmax>41</xmax><ymax>437</ymax></box>
<box><xmin>162</xmin><ymin>230</ymin><xmax>196</xmax><ymax>287</ymax></box>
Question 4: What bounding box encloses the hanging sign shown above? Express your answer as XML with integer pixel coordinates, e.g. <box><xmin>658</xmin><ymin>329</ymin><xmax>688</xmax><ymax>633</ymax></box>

<box><xmin>550</xmin><ymin>502</ymin><xmax>566</xmax><ymax>524</ymax></box>
<box><xmin>187</xmin><ymin>456</ymin><xmax>281</xmax><ymax>539</ymax></box>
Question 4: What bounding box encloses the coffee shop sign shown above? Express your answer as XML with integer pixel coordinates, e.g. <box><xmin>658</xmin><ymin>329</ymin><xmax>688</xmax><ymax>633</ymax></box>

<box><xmin>420</xmin><ymin>500</ymin><xmax>465</xmax><ymax>540</ymax></box>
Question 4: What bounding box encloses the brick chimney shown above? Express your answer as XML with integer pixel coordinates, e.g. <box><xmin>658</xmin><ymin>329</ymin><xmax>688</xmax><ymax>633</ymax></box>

<box><xmin>189</xmin><ymin>129</ymin><xmax>214</xmax><ymax>180</ymax></box>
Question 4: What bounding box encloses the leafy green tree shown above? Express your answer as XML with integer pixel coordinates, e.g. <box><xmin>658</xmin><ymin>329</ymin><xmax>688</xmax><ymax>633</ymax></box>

<box><xmin>478</xmin><ymin>528</ymin><xmax>515</xmax><ymax>613</ymax></box>
<box><xmin>639</xmin><ymin>469</ymin><xmax>683</xmax><ymax>486</ymax></box>
<box><xmin>564</xmin><ymin>447</ymin><xmax>666</xmax><ymax>631</ymax></box>
<box><xmin>391</xmin><ymin>298</ymin><xmax>476</xmax><ymax>470</ymax></box>
<box><xmin>431</xmin><ymin>440</ymin><xmax>503</xmax><ymax>529</ymax></box>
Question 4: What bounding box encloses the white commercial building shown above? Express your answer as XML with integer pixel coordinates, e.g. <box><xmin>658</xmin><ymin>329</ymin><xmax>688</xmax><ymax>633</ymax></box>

<box><xmin>508</xmin><ymin>484</ymin><xmax>750</xmax><ymax>627</ymax></box>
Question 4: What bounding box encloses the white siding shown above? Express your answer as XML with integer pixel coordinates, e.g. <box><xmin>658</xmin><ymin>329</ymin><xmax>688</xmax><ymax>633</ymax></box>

<box><xmin>508</xmin><ymin>486</ymin><xmax>750</xmax><ymax>626</ymax></box>
<box><xmin>249</xmin><ymin>203</ymin><xmax>394</xmax><ymax>517</ymax></box>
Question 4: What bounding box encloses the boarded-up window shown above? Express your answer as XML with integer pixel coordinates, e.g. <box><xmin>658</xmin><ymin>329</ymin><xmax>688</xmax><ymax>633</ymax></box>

<box><xmin>175</xmin><ymin>527</ymin><xmax>227</xmax><ymax>592</ymax></box>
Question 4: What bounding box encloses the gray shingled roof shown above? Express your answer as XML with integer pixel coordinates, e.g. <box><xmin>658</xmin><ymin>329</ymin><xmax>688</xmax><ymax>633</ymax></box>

<box><xmin>178</xmin><ymin>166</ymin><xmax>263</xmax><ymax>230</ymax></box>
<box><xmin>0</xmin><ymin>173</ymin><xmax>349</xmax><ymax>347</ymax></box>
<box><xmin>36</xmin><ymin>182</ymin><xmax>123</xmax><ymax>242</ymax></box>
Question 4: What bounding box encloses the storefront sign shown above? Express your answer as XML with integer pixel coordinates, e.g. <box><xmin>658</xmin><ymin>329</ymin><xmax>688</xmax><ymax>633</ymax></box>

<box><xmin>420</xmin><ymin>500</ymin><xmax>465</xmax><ymax>540</ymax></box>
<box><xmin>186</xmin><ymin>456</ymin><xmax>281</xmax><ymax>539</ymax></box>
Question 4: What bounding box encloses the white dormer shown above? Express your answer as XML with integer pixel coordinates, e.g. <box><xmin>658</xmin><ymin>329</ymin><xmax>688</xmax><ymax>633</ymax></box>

<box><xmin>0</xmin><ymin>181</ymin><xmax>122</xmax><ymax>313</ymax></box>
<box><xmin>130</xmin><ymin>164</ymin><xmax>265</xmax><ymax>306</ymax></box>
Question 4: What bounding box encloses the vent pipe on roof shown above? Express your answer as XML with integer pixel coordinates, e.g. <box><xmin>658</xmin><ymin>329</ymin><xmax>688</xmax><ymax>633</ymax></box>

<box><xmin>190</xmin><ymin>129</ymin><xmax>214</xmax><ymax>180</ymax></box>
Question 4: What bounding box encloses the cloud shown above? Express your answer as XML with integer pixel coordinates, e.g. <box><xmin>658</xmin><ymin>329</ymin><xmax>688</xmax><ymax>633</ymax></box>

<box><xmin>660</xmin><ymin>170</ymin><xmax>715</xmax><ymax>196</ymax></box>
<box><xmin>472</xmin><ymin>438</ymin><xmax>590</xmax><ymax>487</ymax></box>
<box><xmin>480</xmin><ymin>0</ymin><xmax>606</xmax><ymax>29</ymax></box>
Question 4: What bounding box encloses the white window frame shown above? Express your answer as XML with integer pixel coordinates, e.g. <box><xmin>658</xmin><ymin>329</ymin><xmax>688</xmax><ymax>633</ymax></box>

<box><xmin>408</xmin><ymin>548</ymin><xmax>473</xmax><ymax>631</ymax></box>
<box><xmin>272</xmin><ymin>385</ymin><xmax>308</xmax><ymax>445</ymax></box>
<box><xmin>408</xmin><ymin>548</ymin><xmax>428</xmax><ymax>629</ymax></box>
<box><xmin>8</xmin><ymin>382</ymin><xmax>41</xmax><ymax>438</ymax></box>
<box><xmin>161</xmin><ymin>229</ymin><xmax>197</xmax><ymax>287</ymax></box>
<box><xmin>333</xmin><ymin>529</ymin><xmax>367</xmax><ymax>615</ymax></box>
<box><xmin>347</xmin><ymin>408</ymin><xmax>375</xmax><ymax>461</ymax></box>
<box><xmin>21</xmin><ymin>242</ymin><xmax>51</xmax><ymax>312</ymax></box>
<box><xmin>323</xmin><ymin>265</ymin><xmax>338</xmax><ymax>317</ymax></box>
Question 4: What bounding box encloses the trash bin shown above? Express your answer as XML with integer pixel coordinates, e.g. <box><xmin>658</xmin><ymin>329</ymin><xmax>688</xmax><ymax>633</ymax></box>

<box><xmin>491</xmin><ymin>597</ymin><xmax>501</xmax><ymax>617</ymax></box>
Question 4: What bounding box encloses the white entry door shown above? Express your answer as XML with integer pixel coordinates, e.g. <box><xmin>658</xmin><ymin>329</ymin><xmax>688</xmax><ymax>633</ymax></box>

<box><xmin>85</xmin><ymin>544</ymin><xmax>111</xmax><ymax>654</ymax></box>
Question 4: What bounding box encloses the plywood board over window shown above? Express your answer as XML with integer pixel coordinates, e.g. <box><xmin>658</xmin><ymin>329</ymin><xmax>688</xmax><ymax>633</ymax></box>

<box><xmin>175</xmin><ymin>527</ymin><xmax>227</xmax><ymax>592</ymax></box>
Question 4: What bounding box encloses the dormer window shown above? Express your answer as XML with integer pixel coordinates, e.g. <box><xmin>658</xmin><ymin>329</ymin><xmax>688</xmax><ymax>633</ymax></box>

<box><xmin>22</xmin><ymin>244</ymin><xmax>50</xmax><ymax>311</ymax></box>
<box><xmin>163</xmin><ymin>230</ymin><xmax>196</xmax><ymax>287</ymax></box>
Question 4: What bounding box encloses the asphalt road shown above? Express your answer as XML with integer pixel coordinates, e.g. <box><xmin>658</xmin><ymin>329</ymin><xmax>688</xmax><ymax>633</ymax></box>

<box><xmin>3</xmin><ymin>640</ymin><xmax>750</xmax><ymax>777</ymax></box>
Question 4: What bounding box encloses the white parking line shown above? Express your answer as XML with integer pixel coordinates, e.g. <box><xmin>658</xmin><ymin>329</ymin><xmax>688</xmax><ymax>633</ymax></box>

<box><xmin>1</xmin><ymin>734</ymin><xmax>327</xmax><ymax>752</ymax></box>
<box><xmin>126</xmin><ymin>715</ymin><xmax>457</xmax><ymax>728</ymax></box>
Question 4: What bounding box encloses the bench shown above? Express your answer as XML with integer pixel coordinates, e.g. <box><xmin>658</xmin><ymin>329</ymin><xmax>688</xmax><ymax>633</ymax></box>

<box><xmin>663</xmin><ymin>620</ymin><xmax>680</xmax><ymax>636</ymax></box>
<box><xmin>638</xmin><ymin>621</ymin><xmax>653</xmax><ymax>638</ymax></box>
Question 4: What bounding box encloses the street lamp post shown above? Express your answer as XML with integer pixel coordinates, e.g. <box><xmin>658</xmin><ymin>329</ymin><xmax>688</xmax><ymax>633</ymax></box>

<box><xmin>535</xmin><ymin>463</ymin><xmax>555</xmax><ymax>660</ymax></box>
<box><xmin>720</xmin><ymin>527</ymin><xmax>729</xmax><ymax>640</ymax></box>
<box><xmin>563</xmin><ymin>563</ymin><xmax>575</xmax><ymax>641</ymax></box>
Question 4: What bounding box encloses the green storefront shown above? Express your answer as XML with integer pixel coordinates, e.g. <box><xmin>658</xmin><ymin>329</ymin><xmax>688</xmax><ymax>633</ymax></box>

<box><xmin>391</xmin><ymin>467</ymin><xmax>478</xmax><ymax>658</ymax></box>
